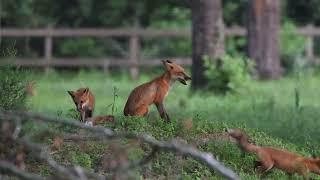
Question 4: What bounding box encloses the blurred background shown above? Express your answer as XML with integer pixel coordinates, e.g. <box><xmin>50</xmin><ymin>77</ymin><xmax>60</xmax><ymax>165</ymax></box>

<box><xmin>1</xmin><ymin>0</ymin><xmax>319</xmax><ymax>79</ymax></box>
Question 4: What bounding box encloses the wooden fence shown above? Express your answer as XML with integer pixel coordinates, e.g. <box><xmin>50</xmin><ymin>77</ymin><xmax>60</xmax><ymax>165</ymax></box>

<box><xmin>0</xmin><ymin>25</ymin><xmax>319</xmax><ymax>78</ymax></box>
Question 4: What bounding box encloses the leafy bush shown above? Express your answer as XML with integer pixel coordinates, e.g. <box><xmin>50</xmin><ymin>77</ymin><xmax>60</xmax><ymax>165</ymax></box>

<box><xmin>0</xmin><ymin>65</ymin><xmax>28</xmax><ymax>110</ymax></box>
<box><xmin>204</xmin><ymin>54</ymin><xmax>253</xmax><ymax>94</ymax></box>
<box><xmin>70</xmin><ymin>152</ymin><xmax>92</xmax><ymax>169</ymax></box>
<box><xmin>143</xmin><ymin>7</ymin><xmax>191</xmax><ymax>58</ymax></box>
<box><xmin>280</xmin><ymin>21</ymin><xmax>306</xmax><ymax>72</ymax></box>
<box><xmin>225</xmin><ymin>36</ymin><xmax>246</xmax><ymax>56</ymax></box>
<box><xmin>142</xmin><ymin>38</ymin><xmax>191</xmax><ymax>58</ymax></box>
<box><xmin>58</xmin><ymin>38</ymin><xmax>104</xmax><ymax>57</ymax></box>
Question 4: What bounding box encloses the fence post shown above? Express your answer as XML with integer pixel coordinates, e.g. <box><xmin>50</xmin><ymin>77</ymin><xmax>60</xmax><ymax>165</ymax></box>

<box><xmin>305</xmin><ymin>24</ymin><xmax>315</xmax><ymax>64</ymax></box>
<box><xmin>103</xmin><ymin>60</ymin><xmax>109</xmax><ymax>73</ymax></box>
<box><xmin>129</xmin><ymin>32</ymin><xmax>140</xmax><ymax>79</ymax></box>
<box><xmin>44</xmin><ymin>25</ymin><xmax>53</xmax><ymax>72</ymax></box>
<box><xmin>129</xmin><ymin>22</ymin><xmax>140</xmax><ymax>79</ymax></box>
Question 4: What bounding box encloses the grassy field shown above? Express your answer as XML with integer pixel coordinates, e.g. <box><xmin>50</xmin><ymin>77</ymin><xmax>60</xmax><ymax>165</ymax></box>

<box><xmin>27</xmin><ymin>70</ymin><xmax>320</xmax><ymax>179</ymax></box>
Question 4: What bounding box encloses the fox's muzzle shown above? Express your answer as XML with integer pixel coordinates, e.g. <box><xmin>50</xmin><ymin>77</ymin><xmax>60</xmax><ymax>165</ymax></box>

<box><xmin>184</xmin><ymin>73</ymin><xmax>191</xmax><ymax>81</ymax></box>
<box><xmin>178</xmin><ymin>73</ymin><xmax>191</xmax><ymax>85</ymax></box>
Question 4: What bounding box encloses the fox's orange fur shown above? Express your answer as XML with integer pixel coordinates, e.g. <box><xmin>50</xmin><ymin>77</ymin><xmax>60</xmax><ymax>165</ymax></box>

<box><xmin>68</xmin><ymin>87</ymin><xmax>95</xmax><ymax>122</ymax></box>
<box><xmin>50</xmin><ymin>136</ymin><xmax>64</xmax><ymax>154</ymax></box>
<box><xmin>85</xmin><ymin>115</ymin><xmax>115</xmax><ymax>126</ymax></box>
<box><xmin>124</xmin><ymin>60</ymin><xmax>191</xmax><ymax>122</ymax></box>
<box><xmin>227</xmin><ymin>128</ymin><xmax>320</xmax><ymax>179</ymax></box>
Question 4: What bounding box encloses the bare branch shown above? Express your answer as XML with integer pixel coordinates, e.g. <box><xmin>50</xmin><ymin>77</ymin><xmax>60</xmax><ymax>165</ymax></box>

<box><xmin>0</xmin><ymin>160</ymin><xmax>43</xmax><ymax>180</ymax></box>
<box><xmin>12</xmin><ymin>118</ymin><xmax>22</xmax><ymax>139</ymax></box>
<box><xmin>0</xmin><ymin>110</ymin><xmax>240</xmax><ymax>180</ymax></box>
<box><xmin>63</xmin><ymin>134</ymin><xmax>103</xmax><ymax>142</ymax></box>
<box><xmin>18</xmin><ymin>137</ymin><xmax>79</xmax><ymax>180</ymax></box>
<box><xmin>107</xmin><ymin>147</ymin><xmax>159</xmax><ymax>173</ymax></box>
<box><xmin>19</xmin><ymin>137</ymin><xmax>106</xmax><ymax>180</ymax></box>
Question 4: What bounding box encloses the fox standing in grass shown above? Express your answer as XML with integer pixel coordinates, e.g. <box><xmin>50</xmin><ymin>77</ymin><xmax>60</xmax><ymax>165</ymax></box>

<box><xmin>124</xmin><ymin>60</ymin><xmax>191</xmax><ymax>122</ymax></box>
<box><xmin>227</xmin><ymin>128</ymin><xmax>320</xmax><ymax>179</ymax></box>
<box><xmin>68</xmin><ymin>87</ymin><xmax>95</xmax><ymax>122</ymax></box>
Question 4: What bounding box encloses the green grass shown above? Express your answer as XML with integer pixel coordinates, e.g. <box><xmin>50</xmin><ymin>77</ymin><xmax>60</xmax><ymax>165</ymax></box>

<box><xmin>27</xmin><ymin>70</ymin><xmax>320</xmax><ymax>179</ymax></box>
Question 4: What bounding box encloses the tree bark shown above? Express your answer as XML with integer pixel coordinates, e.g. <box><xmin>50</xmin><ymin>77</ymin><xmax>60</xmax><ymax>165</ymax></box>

<box><xmin>247</xmin><ymin>0</ymin><xmax>281</xmax><ymax>79</ymax></box>
<box><xmin>191</xmin><ymin>0</ymin><xmax>224</xmax><ymax>90</ymax></box>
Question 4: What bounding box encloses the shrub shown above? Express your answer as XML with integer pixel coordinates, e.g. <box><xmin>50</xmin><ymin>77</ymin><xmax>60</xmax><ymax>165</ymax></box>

<box><xmin>70</xmin><ymin>152</ymin><xmax>92</xmax><ymax>169</ymax></box>
<box><xmin>204</xmin><ymin>54</ymin><xmax>253</xmax><ymax>94</ymax></box>
<box><xmin>58</xmin><ymin>38</ymin><xmax>104</xmax><ymax>57</ymax></box>
<box><xmin>280</xmin><ymin>21</ymin><xmax>306</xmax><ymax>72</ymax></box>
<box><xmin>0</xmin><ymin>51</ymin><xmax>29</xmax><ymax>110</ymax></box>
<box><xmin>225</xmin><ymin>36</ymin><xmax>246</xmax><ymax>56</ymax></box>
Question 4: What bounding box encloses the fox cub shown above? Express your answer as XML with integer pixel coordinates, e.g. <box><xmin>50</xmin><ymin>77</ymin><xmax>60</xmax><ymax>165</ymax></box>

<box><xmin>68</xmin><ymin>87</ymin><xmax>95</xmax><ymax>122</ymax></box>
<box><xmin>124</xmin><ymin>60</ymin><xmax>191</xmax><ymax>122</ymax></box>
<box><xmin>227</xmin><ymin>128</ymin><xmax>320</xmax><ymax>179</ymax></box>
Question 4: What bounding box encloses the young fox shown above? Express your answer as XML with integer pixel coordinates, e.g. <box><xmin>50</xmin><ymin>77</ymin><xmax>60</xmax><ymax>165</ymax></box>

<box><xmin>227</xmin><ymin>128</ymin><xmax>320</xmax><ymax>179</ymax></box>
<box><xmin>124</xmin><ymin>60</ymin><xmax>191</xmax><ymax>122</ymax></box>
<box><xmin>68</xmin><ymin>88</ymin><xmax>95</xmax><ymax>122</ymax></box>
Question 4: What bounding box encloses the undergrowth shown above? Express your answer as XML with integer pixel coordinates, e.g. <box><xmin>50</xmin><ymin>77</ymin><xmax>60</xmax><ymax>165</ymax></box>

<box><xmin>25</xmin><ymin>70</ymin><xmax>320</xmax><ymax>179</ymax></box>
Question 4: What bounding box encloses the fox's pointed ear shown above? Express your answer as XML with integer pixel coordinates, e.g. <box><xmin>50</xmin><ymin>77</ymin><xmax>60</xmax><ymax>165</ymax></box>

<box><xmin>67</xmin><ymin>91</ymin><xmax>75</xmax><ymax>98</ymax></box>
<box><xmin>162</xmin><ymin>60</ymin><xmax>174</xmax><ymax>70</ymax></box>
<box><xmin>166</xmin><ymin>60</ymin><xmax>172</xmax><ymax>64</ymax></box>
<box><xmin>83</xmin><ymin>88</ymin><xmax>89</xmax><ymax>95</ymax></box>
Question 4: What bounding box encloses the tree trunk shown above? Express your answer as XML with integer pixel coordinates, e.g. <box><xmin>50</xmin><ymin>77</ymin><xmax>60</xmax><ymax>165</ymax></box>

<box><xmin>191</xmin><ymin>0</ymin><xmax>224</xmax><ymax>90</ymax></box>
<box><xmin>247</xmin><ymin>0</ymin><xmax>281</xmax><ymax>79</ymax></box>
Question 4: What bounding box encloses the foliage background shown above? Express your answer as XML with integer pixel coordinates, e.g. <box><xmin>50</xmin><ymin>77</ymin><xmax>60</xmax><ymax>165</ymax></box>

<box><xmin>0</xmin><ymin>0</ymin><xmax>318</xmax><ymax>62</ymax></box>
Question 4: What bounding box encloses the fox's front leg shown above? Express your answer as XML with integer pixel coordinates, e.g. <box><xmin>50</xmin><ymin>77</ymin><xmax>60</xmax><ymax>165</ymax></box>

<box><xmin>80</xmin><ymin>111</ymin><xmax>86</xmax><ymax>122</ymax></box>
<box><xmin>155</xmin><ymin>103</ymin><xmax>170</xmax><ymax>122</ymax></box>
<box><xmin>253</xmin><ymin>160</ymin><xmax>262</xmax><ymax>170</ymax></box>
<box><xmin>256</xmin><ymin>161</ymin><xmax>273</xmax><ymax>179</ymax></box>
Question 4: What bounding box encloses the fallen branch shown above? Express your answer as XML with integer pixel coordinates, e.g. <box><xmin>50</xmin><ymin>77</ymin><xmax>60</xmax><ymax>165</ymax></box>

<box><xmin>0</xmin><ymin>160</ymin><xmax>43</xmax><ymax>180</ymax></box>
<box><xmin>108</xmin><ymin>147</ymin><xmax>159</xmax><ymax>173</ymax></box>
<box><xmin>18</xmin><ymin>137</ymin><xmax>80</xmax><ymax>180</ymax></box>
<box><xmin>0</xmin><ymin>110</ymin><xmax>240</xmax><ymax>180</ymax></box>
<box><xmin>17</xmin><ymin>137</ymin><xmax>104</xmax><ymax>180</ymax></box>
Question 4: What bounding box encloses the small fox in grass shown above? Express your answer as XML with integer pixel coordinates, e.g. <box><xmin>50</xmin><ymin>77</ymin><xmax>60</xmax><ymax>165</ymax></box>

<box><xmin>68</xmin><ymin>87</ymin><xmax>95</xmax><ymax>122</ymax></box>
<box><xmin>124</xmin><ymin>60</ymin><xmax>191</xmax><ymax>122</ymax></box>
<box><xmin>227</xmin><ymin>128</ymin><xmax>320</xmax><ymax>179</ymax></box>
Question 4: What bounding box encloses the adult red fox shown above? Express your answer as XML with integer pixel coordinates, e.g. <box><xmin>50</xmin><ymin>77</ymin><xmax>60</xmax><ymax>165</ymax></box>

<box><xmin>68</xmin><ymin>87</ymin><xmax>95</xmax><ymax>122</ymax></box>
<box><xmin>124</xmin><ymin>60</ymin><xmax>191</xmax><ymax>122</ymax></box>
<box><xmin>227</xmin><ymin>128</ymin><xmax>320</xmax><ymax>179</ymax></box>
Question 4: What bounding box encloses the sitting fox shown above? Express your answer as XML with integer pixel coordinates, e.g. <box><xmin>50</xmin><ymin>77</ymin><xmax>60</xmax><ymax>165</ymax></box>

<box><xmin>124</xmin><ymin>60</ymin><xmax>191</xmax><ymax>122</ymax></box>
<box><xmin>68</xmin><ymin>87</ymin><xmax>95</xmax><ymax>122</ymax></box>
<box><xmin>227</xmin><ymin>128</ymin><xmax>320</xmax><ymax>179</ymax></box>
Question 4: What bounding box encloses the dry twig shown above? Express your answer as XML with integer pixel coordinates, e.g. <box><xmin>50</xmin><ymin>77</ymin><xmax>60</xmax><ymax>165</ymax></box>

<box><xmin>0</xmin><ymin>110</ymin><xmax>239</xmax><ymax>180</ymax></box>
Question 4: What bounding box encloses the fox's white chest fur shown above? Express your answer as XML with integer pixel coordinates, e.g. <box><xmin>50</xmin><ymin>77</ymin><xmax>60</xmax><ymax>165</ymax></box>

<box><xmin>165</xmin><ymin>85</ymin><xmax>172</xmax><ymax>97</ymax></box>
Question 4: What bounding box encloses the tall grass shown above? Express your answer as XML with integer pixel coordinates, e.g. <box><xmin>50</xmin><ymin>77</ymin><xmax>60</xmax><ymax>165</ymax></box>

<box><xmin>0</xmin><ymin>45</ymin><xmax>29</xmax><ymax>110</ymax></box>
<box><xmin>27</xmin><ymin>70</ymin><xmax>320</xmax><ymax>179</ymax></box>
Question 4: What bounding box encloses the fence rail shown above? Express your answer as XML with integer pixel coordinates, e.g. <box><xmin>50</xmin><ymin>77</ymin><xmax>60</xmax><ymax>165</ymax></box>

<box><xmin>0</xmin><ymin>25</ymin><xmax>319</xmax><ymax>78</ymax></box>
